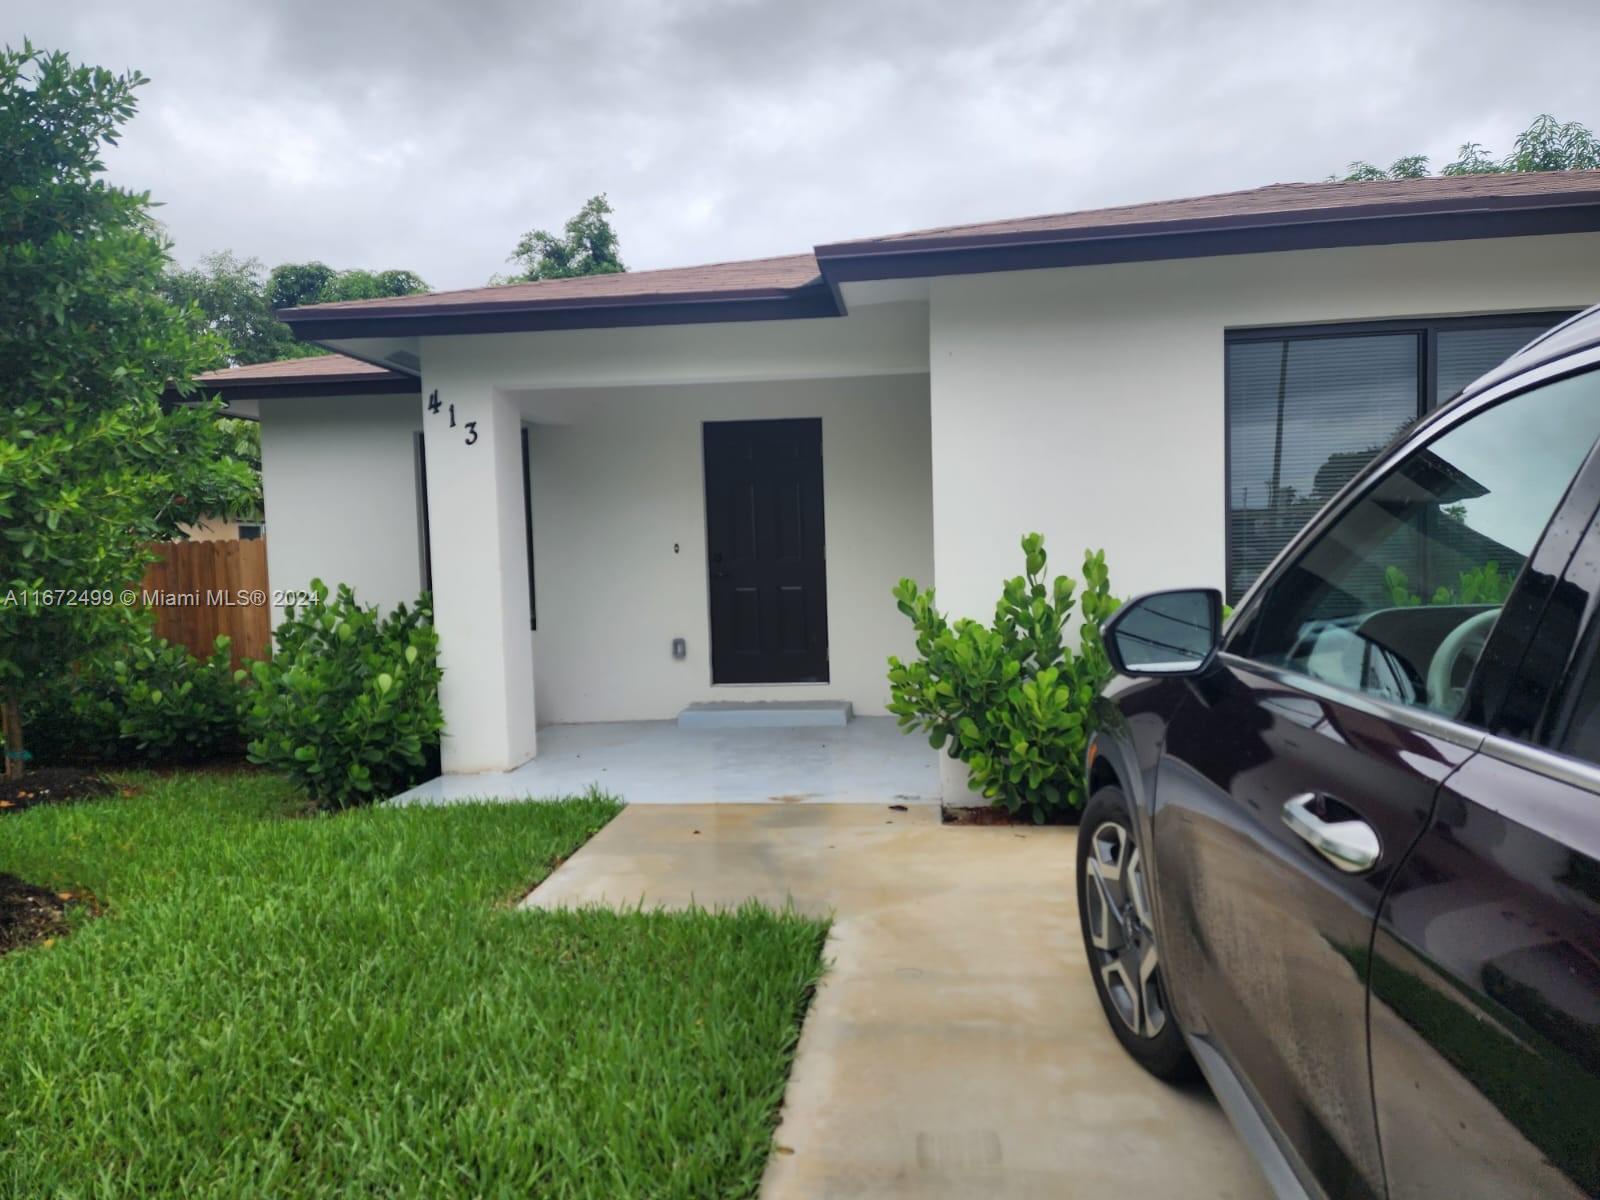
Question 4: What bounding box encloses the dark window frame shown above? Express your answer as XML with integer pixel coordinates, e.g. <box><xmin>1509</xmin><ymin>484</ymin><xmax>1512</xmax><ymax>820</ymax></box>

<box><xmin>521</xmin><ymin>425</ymin><xmax>536</xmax><ymax>632</ymax></box>
<box><xmin>414</xmin><ymin>431</ymin><xmax>432</xmax><ymax>595</ymax></box>
<box><xmin>1224</xmin><ymin>311</ymin><xmax>1575</xmax><ymax>602</ymax></box>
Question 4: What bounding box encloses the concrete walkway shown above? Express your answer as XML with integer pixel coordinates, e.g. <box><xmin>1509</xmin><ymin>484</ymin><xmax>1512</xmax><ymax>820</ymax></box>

<box><xmin>526</xmin><ymin>804</ymin><xmax>1269</xmax><ymax>1199</ymax></box>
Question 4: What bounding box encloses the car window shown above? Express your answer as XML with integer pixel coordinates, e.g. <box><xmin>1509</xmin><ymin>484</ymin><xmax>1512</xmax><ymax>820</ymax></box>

<box><xmin>1229</xmin><ymin>370</ymin><xmax>1600</xmax><ymax>717</ymax></box>
<box><xmin>1551</xmin><ymin>638</ymin><xmax>1600</xmax><ymax>764</ymax></box>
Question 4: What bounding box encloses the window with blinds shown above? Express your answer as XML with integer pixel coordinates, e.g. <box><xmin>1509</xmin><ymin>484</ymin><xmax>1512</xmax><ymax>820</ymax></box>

<box><xmin>1225</xmin><ymin>314</ymin><xmax>1571</xmax><ymax>604</ymax></box>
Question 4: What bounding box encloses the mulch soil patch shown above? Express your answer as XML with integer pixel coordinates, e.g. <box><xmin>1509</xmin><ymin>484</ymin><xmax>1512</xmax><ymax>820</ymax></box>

<box><xmin>0</xmin><ymin>873</ymin><xmax>90</xmax><ymax>956</ymax></box>
<box><xmin>1</xmin><ymin>770</ymin><xmax>111</xmax><ymax>954</ymax></box>
<box><xmin>941</xmin><ymin>804</ymin><xmax>1083</xmax><ymax>827</ymax></box>
<box><xmin>0</xmin><ymin>767</ymin><xmax>116</xmax><ymax>815</ymax></box>
<box><xmin>942</xmin><ymin>804</ymin><xmax>1024</xmax><ymax>826</ymax></box>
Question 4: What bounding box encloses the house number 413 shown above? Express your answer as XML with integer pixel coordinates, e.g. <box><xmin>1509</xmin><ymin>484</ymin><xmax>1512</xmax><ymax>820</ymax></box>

<box><xmin>428</xmin><ymin>390</ymin><xmax>478</xmax><ymax>446</ymax></box>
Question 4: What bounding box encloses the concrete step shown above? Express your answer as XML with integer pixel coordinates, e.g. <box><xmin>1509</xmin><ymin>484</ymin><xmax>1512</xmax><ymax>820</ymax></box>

<box><xmin>677</xmin><ymin>700</ymin><xmax>854</xmax><ymax>729</ymax></box>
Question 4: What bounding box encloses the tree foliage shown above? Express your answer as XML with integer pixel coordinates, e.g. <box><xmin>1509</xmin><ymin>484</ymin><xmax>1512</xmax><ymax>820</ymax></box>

<box><xmin>265</xmin><ymin>262</ymin><xmax>428</xmax><ymax>313</ymax></box>
<box><xmin>0</xmin><ymin>43</ymin><xmax>257</xmax><ymax>774</ymax></box>
<box><xmin>165</xmin><ymin>254</ymin><xmax>428</xmax><ymax>366</ymax></box>
<box><xmin>1336</xmin><ymin>114</ymin><xmax>1600</xmax><ymax>182</ymax></box>
<box><xmin>163</xmin><ymin>251</ymin><xmax>308</xmax><ymax>365</ymax></box>
<box><xmin>498</xmin><ymin>193</ymin><xmax>625</xmax><ymax>283</ymax></box>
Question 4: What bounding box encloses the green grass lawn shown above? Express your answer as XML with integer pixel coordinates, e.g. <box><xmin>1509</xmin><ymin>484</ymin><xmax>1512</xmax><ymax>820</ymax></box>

<box><xmin>0</xmin><ymin>773</ymin><xmax>829</xmax><ymax>1199</ymax></box>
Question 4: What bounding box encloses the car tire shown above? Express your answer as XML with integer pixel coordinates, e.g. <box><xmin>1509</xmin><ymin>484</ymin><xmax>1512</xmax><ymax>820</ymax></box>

<box><xmin>1076</xmin><ymin>784</ymin><xmax>1198</xmax><ymax>1082</ymax></box>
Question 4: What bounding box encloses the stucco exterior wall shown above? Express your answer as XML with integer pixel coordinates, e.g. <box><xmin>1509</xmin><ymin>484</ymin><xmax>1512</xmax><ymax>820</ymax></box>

<box><xmin>927</xmin><ymin>232</ymin><xmax>1600</xmax><ymax>622</ymax></box>
<box><xmin>520</xmin><ymin>374</ymin><xmax>934</xmax><ymax>724</ymax></box>
<box><xmin>256</xmin><ymin>392</ymin><xmax>424</xmax><ymax>620</ymax></box>
<box><xmin>423</xmin><ymin>300</ymin><xmax>929</xmax><ymax>391</ymax></box>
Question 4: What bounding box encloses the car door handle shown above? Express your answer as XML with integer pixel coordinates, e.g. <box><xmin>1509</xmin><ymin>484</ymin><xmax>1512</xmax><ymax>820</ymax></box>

<box><xmin>1282</xmin><ymin>793</ymin><xmax>1381</xmax><ymax>873</ymax></box>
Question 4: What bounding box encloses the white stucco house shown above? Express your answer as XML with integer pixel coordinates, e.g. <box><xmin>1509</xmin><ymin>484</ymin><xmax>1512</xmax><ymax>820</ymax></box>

<box><xmin>199</xmin><ymin>173</ymin><xmax>1600</xmax><ymax>800</ymax></box>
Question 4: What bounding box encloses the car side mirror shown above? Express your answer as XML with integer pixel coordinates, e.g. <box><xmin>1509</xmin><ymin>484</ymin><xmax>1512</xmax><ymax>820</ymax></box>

<box><xmin>1103</xmin><ymin>588</ymin><xmax>1223</xmax><ymax>677</ymax></box>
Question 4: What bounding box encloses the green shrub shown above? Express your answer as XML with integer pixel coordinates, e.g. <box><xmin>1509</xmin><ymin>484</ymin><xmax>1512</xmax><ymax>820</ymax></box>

<box><xmin>18</xmin><ymin>614</ymin><xmax>241</xmax><ymax>767</ymax></box>
<box><xmin>114</xmin><ymin>634</ymin><xmax>242</xmax><ymax>762</ymax></box>
<box><xmin>887</xmin><ymin>535</ymin><xmax>1117</xmax><ymax>823</ymax></box>
<box><xmin>17</xmin><ymin>666</ymin><xmax>127</xmax><ymax>768</ymax></box>
<box><xmin>241</xmin><ymin>581</ymin><xmax>442</xmax><ymax>809</ymax></box>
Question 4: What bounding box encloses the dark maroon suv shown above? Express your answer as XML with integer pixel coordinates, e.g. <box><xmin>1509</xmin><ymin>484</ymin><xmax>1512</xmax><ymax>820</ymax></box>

<box><xmin>1081</xmin><ymin>305</ymin><xmax>1600</xmax><ymax>1200</ymax></box>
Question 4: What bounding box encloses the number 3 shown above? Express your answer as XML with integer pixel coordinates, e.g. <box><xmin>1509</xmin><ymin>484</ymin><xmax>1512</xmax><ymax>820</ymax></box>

<box><xmin>464</xmin><ymin>421</ymin><xmax>478</xmax><ymax>446</ymax></box>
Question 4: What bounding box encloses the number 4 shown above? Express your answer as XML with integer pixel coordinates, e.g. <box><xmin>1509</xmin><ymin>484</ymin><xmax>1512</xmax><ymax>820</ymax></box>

<box><xmin>427</xmin><ymin>389</ymin><xmax>441</xmax><ymax>414</ymax></box>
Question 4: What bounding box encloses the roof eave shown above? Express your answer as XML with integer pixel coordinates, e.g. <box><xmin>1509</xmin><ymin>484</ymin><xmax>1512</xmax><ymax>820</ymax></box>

<box><xmin>277</xmin><ymin>283</ymin><xmax>841</xmax><ymax>340</ymax></box>
<box><xmin>170</xmin><ymin>375</ymin><xmax>421</xmax><ymax>402</ymax></box>
<box><xmin>814</xmin><ymin>197</ymin><xmax>1600</xmax><ymax>282</ymax></box>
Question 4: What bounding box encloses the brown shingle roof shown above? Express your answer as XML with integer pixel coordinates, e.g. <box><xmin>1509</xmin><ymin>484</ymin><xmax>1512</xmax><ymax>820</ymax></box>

<box><xmin>190</xmin><ymin>352</ymin><xmax>418</xmax><ymax>395</ymax></box>
<box><xmin>824</xmin><ymin>171</ymin><xmax>1600</xmax><ymax>250</ymax></box>
<box><xmin>195</xmin><ymin>353</ymin><xmax>400</xmax><ymax>384</ymax></box>
<box><xmin>281</xmin><ymin>253</ymin><xmax>822</xmax><ymax>317</ymax></box>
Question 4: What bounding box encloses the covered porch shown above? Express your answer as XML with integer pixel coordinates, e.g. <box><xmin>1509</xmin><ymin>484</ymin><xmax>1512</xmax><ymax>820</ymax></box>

<box><xmin>407</xmin><ymin>297</ymin><xmax>935</xmax><ymax>785</ymax></box>
<box><xmin>393</xmin><ymin>716</ymin><xmax>941</xmax><ymax>806</ymax></box>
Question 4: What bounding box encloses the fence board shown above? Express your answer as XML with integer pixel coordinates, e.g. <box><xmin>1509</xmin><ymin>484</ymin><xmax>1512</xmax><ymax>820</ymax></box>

<box><xmin>140</xmin><ymin>538</ymin><xmax>271</xmax><ymax>666</ymax></box>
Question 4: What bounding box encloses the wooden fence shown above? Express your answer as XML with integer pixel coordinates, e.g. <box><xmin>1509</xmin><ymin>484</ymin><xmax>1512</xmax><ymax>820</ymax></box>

<box><xmin>140</xmin><ymin>538</ymin><xmax>271</xmax><ymax>666</ymax></box>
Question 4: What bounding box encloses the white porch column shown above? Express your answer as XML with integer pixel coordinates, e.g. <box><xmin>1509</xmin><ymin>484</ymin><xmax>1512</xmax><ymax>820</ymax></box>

<box><xmin>420</xmin><ymin>383</ymin><xmax>537</xmax><ymax>773</ymax></box>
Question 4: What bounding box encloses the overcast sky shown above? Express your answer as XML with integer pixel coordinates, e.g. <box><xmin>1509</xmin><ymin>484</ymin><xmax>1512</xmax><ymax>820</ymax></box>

<box><xmin>11</xmin><ymin>0</ymin><xmax>1599</xmax><ymax>291</ymax></box>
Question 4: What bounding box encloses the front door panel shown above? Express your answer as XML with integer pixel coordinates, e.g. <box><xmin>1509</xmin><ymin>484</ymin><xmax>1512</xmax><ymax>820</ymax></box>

<box><xmin>703</xmin><ymin>418</ymin><xmax>829</xmax><ymax>684</ymax></box>
<box><xmin>1371</xmin><ymin>751</ymin><xmax>1600</xmax><ymax>1199</ymax></box>
<box><xmin>1156</xmin><ymin>660</ymin><xmax>1464</xmax><ymax>1198</ymax></box>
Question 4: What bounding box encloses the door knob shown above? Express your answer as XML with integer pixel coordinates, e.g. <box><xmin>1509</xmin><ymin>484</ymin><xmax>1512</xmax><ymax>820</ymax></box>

<box><xmin>1282</xmin><ymin>793</ymin><xmax>1380</xmax><ymax>873</ymax></box>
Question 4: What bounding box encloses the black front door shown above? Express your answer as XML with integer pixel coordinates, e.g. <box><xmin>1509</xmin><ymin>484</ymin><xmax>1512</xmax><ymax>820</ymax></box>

<box><xmin>703</xmin><ymin>418</ymin><xmax>829</xmax><ymax>684</ymax></box>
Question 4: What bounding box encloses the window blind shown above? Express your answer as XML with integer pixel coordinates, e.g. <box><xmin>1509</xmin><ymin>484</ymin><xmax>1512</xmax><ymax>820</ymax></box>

<box><xmin>1227</xmin><ymin>335</ymin><xmax>1418</xmax><ymax>602</ymax></box>
<box><xmin>1225</xmin><ymin>316</ymin><xmax>1568</xmax><ymax>604</ymax></box>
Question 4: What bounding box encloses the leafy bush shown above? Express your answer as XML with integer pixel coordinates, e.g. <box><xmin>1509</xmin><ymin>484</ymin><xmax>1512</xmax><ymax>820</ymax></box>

<box><xmin>18</xmin><ymin>615</ymin><xmax>242</xmax><ymax>767</ymax></box>
<box><xmin>17</xmin><ymin>667</ymin><xmax>126</xmax><ymax>768</ymax></box>
<box><xmin>114</xmin><ymin>634</ymin><xmax>242</xmax><ymax>762</ymax></box>
<box><xmin>887</xmin><ymin>535</ymin><xmax>1117</xmax><ymax>823</ymax></box>
<box><xmin>241</xmin><ymin>581</ymin><xmax>442</xmax><ymax>809</ymax></box>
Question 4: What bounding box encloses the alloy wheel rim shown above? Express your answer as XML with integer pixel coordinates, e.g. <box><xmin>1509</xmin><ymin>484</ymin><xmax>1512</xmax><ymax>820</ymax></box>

<box><xmin>1084</xmin><ymin>820</ymin><xmax>1168</xmax><ymax>1039</ymax></box>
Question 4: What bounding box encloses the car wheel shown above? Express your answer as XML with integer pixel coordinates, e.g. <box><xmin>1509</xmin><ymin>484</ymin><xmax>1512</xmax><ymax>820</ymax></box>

<box><xmin>1076</xmin><ymin>784</ymin><xmax>1197</xmax><ymax>1081</ymax></box>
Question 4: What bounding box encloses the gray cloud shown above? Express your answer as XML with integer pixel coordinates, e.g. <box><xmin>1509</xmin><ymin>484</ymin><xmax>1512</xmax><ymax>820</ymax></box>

<box><xmin>10</xmin><ymin>0</ymin><xmax>1599</xmax><ymax>289</ymax></box>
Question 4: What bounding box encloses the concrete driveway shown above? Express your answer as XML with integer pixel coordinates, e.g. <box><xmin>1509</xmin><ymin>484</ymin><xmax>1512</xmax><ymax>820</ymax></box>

<box><xmin>525</xmin><ymin>803</ymin><xmax>1269</xmax><ymax>1199</ymax></box>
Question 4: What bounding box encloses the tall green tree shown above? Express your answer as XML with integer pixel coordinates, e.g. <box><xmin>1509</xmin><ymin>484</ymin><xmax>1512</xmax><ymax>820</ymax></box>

<box><xmin>265</xmin><ymin>262</ymin><xmax>428</xmax><ymax>313</ymax></box>
<box><xmin>497</xmin><ymin>193</ymin><xmax>625</xmax><ymax>283</ymax></box>
<box><xmin>164</xmin><ymin>250</ymin><xmax>308</xmax><ymax>365</ymax></box>
<box><xmin>166</xmin><ymin>255</ymin><xmax>429</xmax><ymax>366</ymax></box>
<box><xmin>0</xmin><ymin>43</ymin><xmax>257</xmax><ymax>777</ymax></box>
<box><xmin>1336</xmin><ymin>114</ymin><xmax>1600</xmax><ymax>181</ymax></box>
